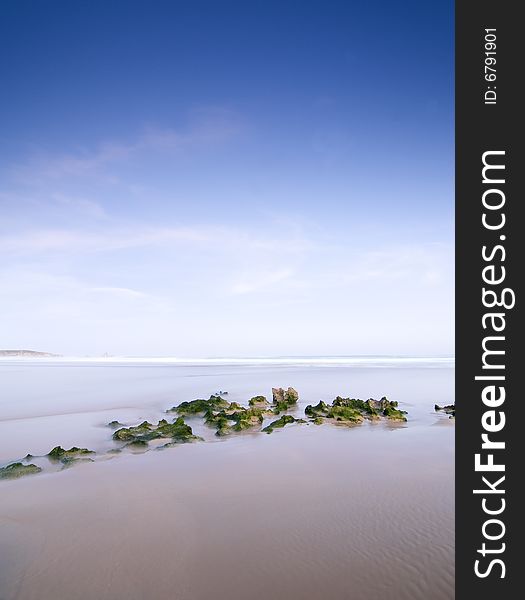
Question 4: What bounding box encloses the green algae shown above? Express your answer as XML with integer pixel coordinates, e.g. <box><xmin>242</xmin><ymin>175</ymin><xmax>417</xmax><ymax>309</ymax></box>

<box><xmin>203</xmin><ymin>400</ymin><xmax>273</xmax><ymax>436</ymax></box>
<box><xmin>112</xmin><ymin>421</ymin><xmax>156</xmax><ymax>442</ymax></box>
<box><xmin>47</xmin><ymin>446</ymin><xmax>95</xmax><ymax>460</ymax></box>
<box><xmin>305</xmin><ymin>395</ymin><xmax>407</xmax><ymax>425</ymax></box>
<box><xmin>262</xmin><ymin>415</ymin><xmax>305</xmax><ymax>434</ymax></box>
<box><xmin>382</xmin><ymin>406</ymin><xmax>408</xmax><ymax>421</ymax></box>
<box><xmin>0</xmin><ymin>462</ymin><xmax>42</xmax><ymax>480</ymax></box>
<box><xmin>3</xmin><ymin>387</ymin><xmax>412</xmax><ymax>480</ymax></box>
<box><xmin>167</xmin><ymin>395</ymin><xmax>229</xmax><ymax>415</ymax></box>
<box><xmin>249</xmin><ymin>395</ymin><xmax>269</xmax><ymax>407</ymax></box>
<box><xmin>113</xmin><ymin>417</ymin><xmax>200</xmax><ymax>445</ymax></box>
<box><xmin>305</xmin><ymin>400</ymin><xmax>330</xmax><ymax>417</ymax></box>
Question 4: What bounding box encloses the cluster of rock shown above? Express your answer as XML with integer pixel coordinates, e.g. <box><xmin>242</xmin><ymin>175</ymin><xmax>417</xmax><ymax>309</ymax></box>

<box><xmin>435</xmin><ymin>404</ymin><xmax>455</xmax><ymax>418</ymax></box>
<box><xmin>305</xmin><ymin>396</ymin><xmax>407</xmax><ymax>424</ymax></box>
<box><xmin>1</xmin><ymin>387</ymin><xmax>416</xmax><ymax>481</ymax></box>
<box><xmin>0</xmin><ymin>446</ymin><xmax>95</xmax><ymax>480</ymax></box>
<box><xmin>47</xmin><ymin>446</ymin><xmax>95</xmax><ymax>467</ymax></box>
<box><xmin>166</xmin><ymin>388</ymin><xmax>299</xmax><ymax>437</ymax></box>
<box><xmin>112</xmin><ymin>417</ymin><xmax>201</xmax><ymax>447</ymax></box>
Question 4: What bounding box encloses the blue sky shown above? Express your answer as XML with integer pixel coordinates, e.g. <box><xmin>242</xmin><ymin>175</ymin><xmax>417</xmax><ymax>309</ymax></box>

<box><xmin>0</xmin><ymin>0</ymin><xmax>454</xmax><ymax>357</ymax></box>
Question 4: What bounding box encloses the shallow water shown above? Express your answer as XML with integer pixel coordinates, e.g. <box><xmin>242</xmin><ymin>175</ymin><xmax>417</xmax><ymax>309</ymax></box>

<box><xmin>0</xmin><ymin>360</ymin><xmax>454</xmax><ymax>600</ymax></box>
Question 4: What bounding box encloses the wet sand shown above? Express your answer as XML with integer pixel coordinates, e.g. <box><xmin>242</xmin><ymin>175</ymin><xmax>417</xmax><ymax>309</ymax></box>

<box><xmin>0</xmin><ymin>361</ymin><xmax>454</xmax><ymax>600</ymax></box>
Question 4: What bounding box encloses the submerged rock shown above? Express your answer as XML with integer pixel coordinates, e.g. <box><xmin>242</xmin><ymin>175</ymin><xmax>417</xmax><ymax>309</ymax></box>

<box><xmin>262</xmin><ymin>415</ymin><xmax>305</xmax><ymax>434</ymax></box>
<box><xmin>61</xmin><ymin>456</ymin><xmax>95</xmax><ymax>469</ymax></box>
<box><xmin>435</xmin><ymin>404</ymin><xmax>455</xmax><ymax>417</ymax></box>
<box><xmin>0</xmin><ymin>462</ymin><xmax>42</xmax><ymax>480</ymax></box>
<box><xmin>125</xmin><ymin>439</ymin><xmax>149</xmax><ymax>450</ymax></box>
<box><xmin>107</xmin><ymin>420</ymin><xmax>124</xmax><ymax>428</ymax></box>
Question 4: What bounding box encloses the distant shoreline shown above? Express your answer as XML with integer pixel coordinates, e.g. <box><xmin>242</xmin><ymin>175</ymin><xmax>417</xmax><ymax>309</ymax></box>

<box><xmin>0</xmin><ymin>350</ymin><xmax>61</xmax><ymax>358</ymax></box>
<box><xmin>0</xmin><ymin>355</ymin><xmax>455</xmax><ymax>366</ymax></box>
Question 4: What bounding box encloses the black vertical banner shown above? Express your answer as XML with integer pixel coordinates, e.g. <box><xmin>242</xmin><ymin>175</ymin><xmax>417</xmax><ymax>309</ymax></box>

<box><xmin>456</xmin><ymin>1</ymin><xmax>522</xmax><ymax>598</ymax></box>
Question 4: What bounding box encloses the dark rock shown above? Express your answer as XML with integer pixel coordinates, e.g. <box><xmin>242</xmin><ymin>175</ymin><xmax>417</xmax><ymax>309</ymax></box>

<box><xmin>435</xmin><ymin>404</ymin><xmax>455</xmax><ymax>417</ymax></box>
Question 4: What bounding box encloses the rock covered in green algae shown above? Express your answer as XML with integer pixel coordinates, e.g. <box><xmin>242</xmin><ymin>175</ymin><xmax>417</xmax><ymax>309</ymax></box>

<box><xmin>231</xmin><ymin>407</ymin><xmax>265</xmax><ymax>431</ymax></box>
<box><xmin>305</xmin><ymin>400</ymin><xmax>330</xmax><ymax>417</ymax></box>
<box><xmin>113</xmin><ymin>417</ymin><xmax>201</xmax><ymax>445</ymax></box>
<box><xmin>262</xmin><ymin>415</ymin><xmax>305</xmax><ymax>434</ymax></box>
<box><xmin>305</xmin><ymin>396</ymin><xmax>407</xmax><ymax>425</ymax></box>
<box><xmin>112</xmin><ymin>421</ymin><xmax>155</xmax><ymax>441</ymax></box>
<box><xmin>435</xmin><ymin>404</ymin><xmax>455</xmax><ymax>418</ymax></box>
<box><xmin>272</xmin><ymin>387</ymin><xmax>298</xmax><ymax>405</ymax></box>
<box><xmin>249</xmin><ymin>395</ymin><xmax>269</xmax><ymax>407</ymax></box>
<box><xmin>382</xmin><ymin>406</ymin><xmax>408</xmax><ymax>421</ymax></box>
<box><xmin>271</xmin><ymin>387</ymin><xmax>299</xmax><ymax>413</ymax></box>
<box><xmin>47</xmin><ymin>446</ymin><xmax>95</xmax><ymax>460</ymax></box>
<box><xmin>0</xmin><ymin>462</ymin><xmax>42</xmax><ymax>480</ymax></box>
<box><xmin>211</xmin><ymin>414</ymin><xmax>232</xmax><ymax>437</ymax></box>
<box><xmin>47</xmin><ymin>447</ymin><xmax>95</xmax><ymax>469</ymax></box>
<box><xmin>167</xmin><ymin>395</ymin><xmax>229</xmax><ymax>415</ymax></box>
<box><xmin>158</xmin><ymin>417</ymin><xmax>201</xmax><ymax>442</ymax></box>
<box><xmin>107</xmin><ymin>420</ymin><xmax>124</xmax><ymax>428</ymax></box>
<box><xmin>204</xmin><ymin>400</ymin><xmax>273</xmax><ymax>436</ymax></box>
<box><xmin>330</xmin><ymin>405</ymin><xmax>365</xmax><ymax>423</ymax></box>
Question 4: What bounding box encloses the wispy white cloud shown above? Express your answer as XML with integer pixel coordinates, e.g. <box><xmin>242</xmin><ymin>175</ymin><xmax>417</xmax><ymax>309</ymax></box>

<box><xmin>0</xmin><ymin>223</ymin><xmax>311</xmax><ymax>257</ymax></box>
<box><xmin>85</xmin><ymin>286</ymin><xmax>150</xmax><ymax>298</ymax></box>
<box><xmin>231</xmin><ymin>268</ymin><xmax>294</xmax><ymax>295</ymax></box>
<box><xmin>7</xmin><ymin>110</ymin><xmax>244</xmax><ymax>184</ymax></box>
<box><xmin>50</xmin><ymin>194</ymin><xmax>108</xmax><ymax>219</ymax></box>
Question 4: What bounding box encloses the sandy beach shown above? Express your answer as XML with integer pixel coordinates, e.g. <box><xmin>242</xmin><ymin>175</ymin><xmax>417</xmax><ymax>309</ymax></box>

<box><xmin>0</xmin><ymin>359</ymin><xmax>454</xmax><ymax>600</ymax></box>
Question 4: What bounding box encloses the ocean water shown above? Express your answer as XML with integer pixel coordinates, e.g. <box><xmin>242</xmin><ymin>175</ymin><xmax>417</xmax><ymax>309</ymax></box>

<box><xmin>0</xmin><ymin>359</ymin><xmax>454</xmax><ymax>600</ymax></box>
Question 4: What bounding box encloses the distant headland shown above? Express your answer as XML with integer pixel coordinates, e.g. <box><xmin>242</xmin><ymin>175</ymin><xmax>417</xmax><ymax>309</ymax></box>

<box><xmin>0</xmin><ymin>350</ymin><xmax>61</xmax><ymax>357</ymax></box>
